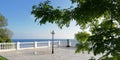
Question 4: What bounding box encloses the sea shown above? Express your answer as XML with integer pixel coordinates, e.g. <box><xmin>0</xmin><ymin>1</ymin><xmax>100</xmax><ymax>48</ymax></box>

<box><xmin>12</xmin><ymin>39</ymin><xmax>79</xmax><ymax>46</ymax></box>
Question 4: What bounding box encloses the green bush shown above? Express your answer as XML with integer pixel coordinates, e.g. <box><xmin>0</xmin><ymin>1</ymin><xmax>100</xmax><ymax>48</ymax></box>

<box><xmin>0</xmin><ymin>56</ymin><xmax>8</xmax><ymax>60</ymax></box>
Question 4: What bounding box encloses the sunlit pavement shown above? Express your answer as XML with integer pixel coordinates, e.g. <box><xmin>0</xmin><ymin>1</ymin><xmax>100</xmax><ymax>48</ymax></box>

<box><xmin>0</xmin><ymin>47</ymin><xmax>101</xmax><ymax>60</ymax></box>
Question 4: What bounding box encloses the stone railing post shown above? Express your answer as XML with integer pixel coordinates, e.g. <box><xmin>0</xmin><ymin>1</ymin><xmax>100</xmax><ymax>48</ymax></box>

<box><xmin>58</xmin><ymin>40</ymin><xmax>60</xmax><ymax>47</ymax></box>
<box><xmin>48</xmin><ymin>41</ymin><xmax>51</xmax><ymax>47</ymax></box>
<box><xmin>34</xmin><ymin>41</ymin><xmax>37</xmax><ymax>48</ymax></box>
<box><xmin>17</xmin><ymin>42</ymin><xmax>20</xmax><ymax>50</ymax></box>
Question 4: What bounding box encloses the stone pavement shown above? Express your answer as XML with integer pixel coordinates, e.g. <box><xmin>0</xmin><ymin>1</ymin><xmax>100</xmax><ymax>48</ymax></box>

<box><xmin>0</xmin><ymin>47</ymin><xmax>101</xmax><ymax>60</ymax></box>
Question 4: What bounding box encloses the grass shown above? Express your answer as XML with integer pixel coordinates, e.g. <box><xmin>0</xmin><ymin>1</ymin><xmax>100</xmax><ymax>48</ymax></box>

<box><xmin>0</xmin><ymin>56</ymin><xmax>8</xmax><ymax>60</ymax></box>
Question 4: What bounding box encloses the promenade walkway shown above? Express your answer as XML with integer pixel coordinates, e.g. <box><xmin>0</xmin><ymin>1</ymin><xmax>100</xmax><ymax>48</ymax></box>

<box><xmin>0</xmin><ymin>47</ymin><xmax>100</xmax><ymax>60</ymax></box>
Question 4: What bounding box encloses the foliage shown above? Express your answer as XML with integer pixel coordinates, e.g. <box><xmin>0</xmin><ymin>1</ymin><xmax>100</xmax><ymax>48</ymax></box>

<box><xmin>0</xmin><ymin>14</ymin><xmax>7</xmax><ymax>27</ymax></box>
<box><xmin>0</xmin><ymin>13</ymin><xmax>13</xmax><ymax>43</ymax></box>
<box><xmin>0</xmin><ymin>56</ymin><xmax>8</xmax><ymax>60</ymax></box>
<box><xmin>31</xmin><ymin>0</ymin><xmax>120</xmax><ymax>59</ymax></box>
<box><xmin>75</xmin><ymin>32</ymin><xmax>90</xmax><ymax>53</ymax></box>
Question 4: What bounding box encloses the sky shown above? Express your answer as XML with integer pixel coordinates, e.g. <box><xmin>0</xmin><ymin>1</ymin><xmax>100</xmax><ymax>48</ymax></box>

<box><xmin>0</xmin><ymin>0</ymin><xmax>81</xmax><ymax>39</ymax></box>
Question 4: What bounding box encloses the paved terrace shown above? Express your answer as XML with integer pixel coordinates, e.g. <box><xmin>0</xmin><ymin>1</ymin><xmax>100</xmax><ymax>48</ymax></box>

<box><xmin>0</xmin><ymin>47</ymin><xmax>101</xmax><ymax>60</ymax></box>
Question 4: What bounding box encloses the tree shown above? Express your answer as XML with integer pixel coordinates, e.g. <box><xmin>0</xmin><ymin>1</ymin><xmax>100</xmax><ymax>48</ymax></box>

<box><xmin>31</xmin><ymin>0</ymin><xmax>120</xmax><ymax>59</ymax></box>
<box><xmin>0</xmin><ymin>13</ymin><xmax>13</xmax><ymax>42</ymax></box>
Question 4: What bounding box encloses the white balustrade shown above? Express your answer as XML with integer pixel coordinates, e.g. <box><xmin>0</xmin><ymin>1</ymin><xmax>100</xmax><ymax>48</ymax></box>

<box><xmin>34</xmin><ymin>41</ymin><xmax>37</xmax><ymax>48</ymax></box>
<box><xmin>58</xmin><ymin>40</ymin><xmax>61</xmax><ymax>47</ymax></box>
<box><xmin>0</xmin><ymin>41</ymin><xmax>60</xmax><ymax>52</ymax></box>
<box><xmin>48</xmin><ymin>41</ymin><xmax>51</xmax><ymax>47</ymax></box>
<box><xmin>16</xmin><ymin>42</ymin><xmax>20</xmax><ymax>50</ymax></box>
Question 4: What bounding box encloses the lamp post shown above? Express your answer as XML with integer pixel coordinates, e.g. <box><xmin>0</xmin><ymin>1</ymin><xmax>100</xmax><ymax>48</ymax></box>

<box><xmin>51</xmin><ymin>30</ymin><xmax>55</xmax><ymax>54</ymax></box>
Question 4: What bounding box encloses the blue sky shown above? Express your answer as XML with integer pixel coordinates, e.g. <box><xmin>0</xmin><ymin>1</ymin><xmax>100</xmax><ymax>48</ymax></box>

<box><xmin>0</xmin><ymin>0</ymin><xmax>80</xmax><ymax>39</ymax></box>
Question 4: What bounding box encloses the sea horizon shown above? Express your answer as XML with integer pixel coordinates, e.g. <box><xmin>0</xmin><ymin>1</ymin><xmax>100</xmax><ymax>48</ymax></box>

<box><xmin>12</xmin><ymin>38</ymin><xmax>76</xmax><ymax>40</ymax></box>
<box><xmin>12</xmin><ymin>39</ymin><xmax>78</xmax><ymax>46</ymax></box>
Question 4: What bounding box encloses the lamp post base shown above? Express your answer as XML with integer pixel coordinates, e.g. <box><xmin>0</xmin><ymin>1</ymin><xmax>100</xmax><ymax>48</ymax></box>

<box><xmin>52</xmin><ymin>51</ymin><xmax>54</xmax><ymax>54</ymax></box>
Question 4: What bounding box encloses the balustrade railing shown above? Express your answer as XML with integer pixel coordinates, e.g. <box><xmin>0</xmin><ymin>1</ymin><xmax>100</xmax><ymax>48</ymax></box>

<box><xmin>0</xmin><ymin>41</ymin><xmax>60</xmax><ymax>52</ymax></box>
